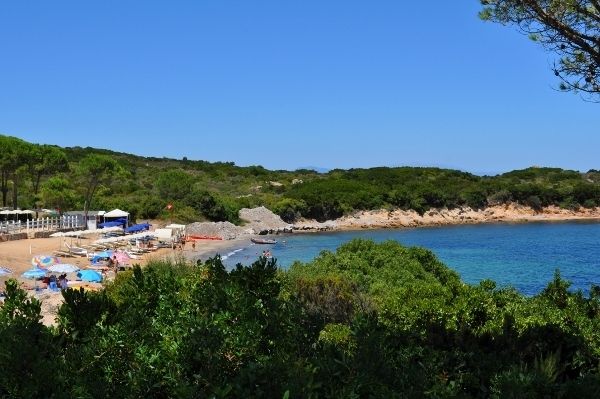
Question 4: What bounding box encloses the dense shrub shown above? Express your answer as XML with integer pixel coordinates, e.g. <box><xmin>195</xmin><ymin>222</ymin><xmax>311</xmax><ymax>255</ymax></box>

<box><xmin>2</xmin><ymin>240</ymin><xmax>600</xmax><ymax>396</ymax></box>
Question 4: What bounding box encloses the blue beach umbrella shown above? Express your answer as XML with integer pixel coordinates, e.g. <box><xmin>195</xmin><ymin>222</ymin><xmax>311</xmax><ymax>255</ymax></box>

<box><xmin>91</xmin><ymin>250</ymin><xmax>113</xmax><ymax>264</ymax></box>
<box><xmin>77</xmin><ymin>270</ymin><xmax>103</xmax><ymax>283</ymax></box>
<box><xmin>22</xmin><ymin>268</ymin><xmax>46</xmax><ymax>279</ymax></box>
<box><xmin>22</xmin><ymin>268</ymin><xmax>47</xmax><ymax>290</ymax></box>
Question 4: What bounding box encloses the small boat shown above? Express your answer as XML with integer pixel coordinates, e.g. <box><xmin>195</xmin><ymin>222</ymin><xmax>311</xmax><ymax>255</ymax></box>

<box><xmin>251</xmin><ymin>237</ymin><xmax>277</xmax><ymax>245</ymax></box>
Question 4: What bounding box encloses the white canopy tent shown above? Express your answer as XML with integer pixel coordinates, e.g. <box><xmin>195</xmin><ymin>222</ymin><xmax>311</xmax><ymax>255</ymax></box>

<box><xmin>0</xmin><ymin>209</ymin><xmax>35</xmax><ymax>221</ymax></box>
<box><xmin>103</xmin><ymin>208</ymin><xmax>130</xmax><ymax>227</ymax></box>
<box><xmin>104</xmin><ymin>209</ymin><xmax>129</xmax><ymax>218</ymax></box>
<box><xmin>0</xmin><ymin>210</ymin><xmax>35</xmax><ymax>215</ymax></box>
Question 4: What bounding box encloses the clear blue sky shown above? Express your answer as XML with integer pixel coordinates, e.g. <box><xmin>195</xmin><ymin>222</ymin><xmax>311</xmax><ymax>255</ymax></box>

<box><xmin>1</xmin><ymin>1</ymin><xmax>598</xmax><ymax>174</ymax></box>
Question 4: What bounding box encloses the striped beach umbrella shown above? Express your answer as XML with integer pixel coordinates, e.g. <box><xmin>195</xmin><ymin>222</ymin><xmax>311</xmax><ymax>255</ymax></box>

<box><xmin>113</xmin><ymin>251</ymin><xmax>130</xmax><ymax>264</ymax></box>
<box><xmin>0</xmin><ymin>267</ymin><xmax>13</xmax><ymax>276</ymax></box>
<box><xmin>31</xmin><ymin>255</ymin><xmax>60</xmax><ymax>269</ymax></box>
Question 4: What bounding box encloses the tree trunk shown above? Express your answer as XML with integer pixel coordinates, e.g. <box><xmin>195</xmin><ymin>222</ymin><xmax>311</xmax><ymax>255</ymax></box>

<box><xmin>1</xmin><ymin>171</ymin><xmax>8</xmax><ymax>207</ymax></box>
<box><xmin>11</xmin><ymin>175</ymin><xmax>18</xmax><ymax>209</ymax></box>
<box><xmin>83</xmin><ymin>180</ymin><xmax>98</xmax><ymax>225</ymax></box>
<box><xmin>33</xmin><ymin>173</ymin><xmax>42</xmax><ymax>195</ymax></box>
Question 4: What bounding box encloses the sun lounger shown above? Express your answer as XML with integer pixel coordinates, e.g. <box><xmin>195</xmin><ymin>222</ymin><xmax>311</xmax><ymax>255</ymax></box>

<box><xmin>53</xmin><ymin>250</ymin><xmax>74</xmax><ymax>257</ymax></box>
<box><xmin>64</xmin><ymin>242</ymin><xmax>88</xmax><ymax>257</ymax></box>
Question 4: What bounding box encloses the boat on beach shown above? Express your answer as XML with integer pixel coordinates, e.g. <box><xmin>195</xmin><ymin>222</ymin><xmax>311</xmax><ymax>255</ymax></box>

<box><xmin>251</xmin><ymin>237</ymin><xmax>277</xmax><ymax>245</ymax></box>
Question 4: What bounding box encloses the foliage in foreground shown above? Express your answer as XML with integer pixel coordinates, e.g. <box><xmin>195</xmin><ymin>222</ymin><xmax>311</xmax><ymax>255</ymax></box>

<box><xmin>2</xmin><ymin>240</ymin><xmax>600</xmax><ymax>397</ymax></box>
<box><xmin>480</xmin><ymin>0</ymin><xmax>600</xmax><ymax>101</ymax></box>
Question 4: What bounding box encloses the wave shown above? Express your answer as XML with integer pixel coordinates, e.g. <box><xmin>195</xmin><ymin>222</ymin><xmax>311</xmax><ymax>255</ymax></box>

<box><xmin>221</xmin><ymin>248</ymin><xmax>244</xmax><ymax>261</ymax></box>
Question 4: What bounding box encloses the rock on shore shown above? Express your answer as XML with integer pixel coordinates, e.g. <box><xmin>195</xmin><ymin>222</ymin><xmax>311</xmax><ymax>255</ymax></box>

<box><xmin>186</xmin><ymin>206</ymin><xmax>293</xmax><ymax>240</ymax></box>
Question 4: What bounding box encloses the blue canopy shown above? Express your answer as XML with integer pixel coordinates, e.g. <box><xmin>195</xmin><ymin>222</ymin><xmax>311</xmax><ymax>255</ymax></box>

<box><xmin>91</xmin><ymin>250</ymin><xmax>113</xmax><ymax>264</ymax></box>
<box><xmin>22</xmin><ymin>268</ymin><xmax>46</xmax><ymax>279</ymax></box>
<box><xmin>124</xmin><ymin>223</ymin><xmax>151</xmax><ymax>234</ymax></box>
<box><xmin>98</xmin><ymin>218</ymin><xmax>127</xmax><ymax>228</ymax></box>
<box><xmin>77</xmin><ymin>270</ymin><xmax>103</xmax><ymax>283</ymax></box>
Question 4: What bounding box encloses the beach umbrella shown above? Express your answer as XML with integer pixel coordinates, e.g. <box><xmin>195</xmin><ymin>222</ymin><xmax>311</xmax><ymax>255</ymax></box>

<box><xmin>47</xmin><ymin>264</ymin><xmax>80</xmax><ymax>273</ymax></box>
<box><xmin>31</xmin><ymin>255</ymin><xmax>61</xmax><ymax>269</ymax></box>
<box><xmin>90</xmin><ymin>250</ymin><xmax>113</xmax><ymax>264</ymax></box>
<box><xmin>77</xmin><ymin>270</ymin><xmax>103</xmax><ymax>283</ymax></box>
<box><xmin>0</xmin><ymin>267</ymin><xmax>13</xmax><ymax>276</ymax></box>
<box><xmin>113</xmin><ymin>251</ymin><xmax>130</xmax><ymax>264</ymax></box>
<box><xmin>22</xmin><ymin>268</ymin><xmax>46</xmax><ymax>279</ymax></box>
<box><xmin>22</xmin><ymin>268</ymin><xmax>47</xmax><ymax>291</ymax></box>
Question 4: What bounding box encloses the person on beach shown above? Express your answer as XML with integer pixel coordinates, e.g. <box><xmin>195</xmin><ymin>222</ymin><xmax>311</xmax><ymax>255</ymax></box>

<box><xmin>191</xmin><ymin>241</ymin><xmax>196</xmax><ymax>251</ymax></box>
<box><xmin>58</xmin><ymin>274</ymin><xmax>68</xmax><ymax>290</ymax></box>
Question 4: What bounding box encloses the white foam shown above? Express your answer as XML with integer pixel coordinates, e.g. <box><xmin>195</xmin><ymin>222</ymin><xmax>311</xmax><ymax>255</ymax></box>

<box><xmin>221</xmin><ymin>248</ymin><xmax>244</xmax><ymax>260</ymax></box>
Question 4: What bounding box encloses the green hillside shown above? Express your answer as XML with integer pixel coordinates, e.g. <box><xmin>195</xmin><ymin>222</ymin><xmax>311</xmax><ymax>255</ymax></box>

<box><xmin>2</xmin><ymin>134</ymin><xmax>600</xmax><ymax>223</ymax></box>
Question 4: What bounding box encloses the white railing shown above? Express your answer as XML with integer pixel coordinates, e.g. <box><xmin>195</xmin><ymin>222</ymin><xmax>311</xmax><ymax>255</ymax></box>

<box><xmin>0</xmin><ymin>220</ymin><xmax>22</xmax><ymax>234</ymax></box>
<box><xmin>0</xmin><ymin>216</ymin><xmax>85</xmax><ymax>234</ymax></box>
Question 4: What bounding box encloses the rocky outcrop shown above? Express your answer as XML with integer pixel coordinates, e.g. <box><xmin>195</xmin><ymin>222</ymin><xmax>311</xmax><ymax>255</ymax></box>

<box><xmin>186</xmin><ymin>221</ymin><xmax>243</xmax><ymax>240</ymax></box>
<box><xmin>186</xmin><ymin>207</ymin><xmax>293</xmax><ymax>240</ymax></box>
<box><xmin>187</xmin><ymin>203</ymin><xmax>600</xmax><ymax>239</ymax></box>
<box><xmin>239</xmin><ymin>206</ymin><xmax>294</xmax><ymax>235</ymax></box>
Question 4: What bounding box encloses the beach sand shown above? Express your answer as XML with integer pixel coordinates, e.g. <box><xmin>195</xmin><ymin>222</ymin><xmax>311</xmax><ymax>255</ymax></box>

<box><xmin>0</xmin><ymin>234</ymin><xmax>242</xmax><ymax>326</ymax></box>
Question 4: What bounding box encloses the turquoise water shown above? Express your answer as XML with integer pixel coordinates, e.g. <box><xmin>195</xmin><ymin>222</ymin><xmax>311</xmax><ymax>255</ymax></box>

<box><xmin>222</xmin><ymin>221</ymin><xmax>600</xmax><ymax>296</ymax></box>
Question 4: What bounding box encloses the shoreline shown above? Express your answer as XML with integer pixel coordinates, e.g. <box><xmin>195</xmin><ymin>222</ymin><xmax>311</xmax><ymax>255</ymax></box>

<box><xmin>292</xmin><ymin>203</ymin><xmax>600</xmax><ymax>233</ymax></box>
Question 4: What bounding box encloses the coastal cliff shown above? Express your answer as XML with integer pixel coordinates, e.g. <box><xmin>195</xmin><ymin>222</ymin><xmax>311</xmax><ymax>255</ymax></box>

<box><xmin>294</xmin><ymin>203</ymin><xmax>600</xmax><ymax>231</ymax></box>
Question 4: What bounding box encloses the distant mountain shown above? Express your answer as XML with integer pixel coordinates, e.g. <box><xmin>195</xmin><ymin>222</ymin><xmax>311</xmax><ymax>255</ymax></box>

<box><xmin>296</xmin><ymin>166</ymin><xmax>330</xmax><ymax>174</ymax></box>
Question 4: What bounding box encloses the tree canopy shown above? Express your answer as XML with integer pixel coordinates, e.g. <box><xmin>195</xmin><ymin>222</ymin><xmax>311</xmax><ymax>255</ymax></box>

<box><xmin>2</xmin><ymin>135</ymin><xmax>600</xmax><ymax>224</ymax></box>
<box><xmin>480</xmin><ymin>0</ymin><xmax>600</xmax><ymax>100</ymax></box>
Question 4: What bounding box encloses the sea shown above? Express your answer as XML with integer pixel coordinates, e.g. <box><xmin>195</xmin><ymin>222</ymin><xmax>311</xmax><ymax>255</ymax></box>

<box><xmin>221</xmin><ymin>221</ymin><xmax>600</xmax><ymax>296</ymax></box>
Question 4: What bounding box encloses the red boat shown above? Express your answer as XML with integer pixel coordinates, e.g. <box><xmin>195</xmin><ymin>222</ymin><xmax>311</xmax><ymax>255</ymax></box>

<box><xmin>187</xmin><ymin>235</ymin><xmax>223</xmax><ymax>241</ymax></box>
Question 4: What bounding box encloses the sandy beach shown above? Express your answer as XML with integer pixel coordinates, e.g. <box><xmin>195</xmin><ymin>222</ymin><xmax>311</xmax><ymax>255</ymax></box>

<box><xmin>0</xmin><ymin>235</ymin><xmax>242</xmax><ymax>286</ymax></box>
<box><xmin>0</xmin><ymin>233</ymin><xmax>243</xmax><ymax>325</ymax></box>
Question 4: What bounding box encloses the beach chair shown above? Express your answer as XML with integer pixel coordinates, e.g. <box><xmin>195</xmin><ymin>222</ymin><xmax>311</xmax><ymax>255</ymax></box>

<box><xmin>53</xmin><ymin>250</ymin><xmax>73</xmax><ymax>257</ymax></box>
<box><xmin>64</xmin><ymin>242</ymin><xmax>88</xmax><ymax>257</ymax></box>
<box><xmin>48</xmin><ymin>281</ymin><xmax>59</xmax><ymax>292</ymax></box>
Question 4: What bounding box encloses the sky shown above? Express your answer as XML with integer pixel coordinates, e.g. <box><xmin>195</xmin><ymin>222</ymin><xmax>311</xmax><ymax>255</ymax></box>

<box><xmin>1</xmin><ymin>1</ymin><xmax>598</xmax><ymax>174</ymax></box>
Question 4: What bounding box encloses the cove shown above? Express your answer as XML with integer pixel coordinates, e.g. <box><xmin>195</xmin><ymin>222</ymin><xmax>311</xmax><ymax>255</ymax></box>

<box><xmin>223</xmin><ymin>221</ymin><xmax>600</xmax><ymax>296</ymax></box>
